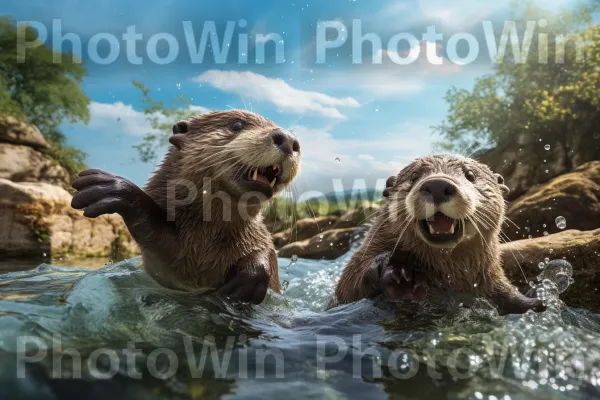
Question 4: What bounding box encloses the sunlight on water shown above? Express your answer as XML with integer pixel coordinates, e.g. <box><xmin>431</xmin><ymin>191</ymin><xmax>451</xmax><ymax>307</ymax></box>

<box><xmin>0</xmin><ymin>252</ymin><xmax>597</xmax><ymax>399</ymax></box>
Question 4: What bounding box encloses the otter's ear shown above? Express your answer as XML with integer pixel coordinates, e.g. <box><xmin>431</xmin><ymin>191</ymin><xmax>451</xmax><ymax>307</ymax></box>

<box><xmin>383</xmin><ymin>175</ymin><xmax>397</xmax><ymax>199</ymax></box>
<box><xmin>170</xmin><ymin>121</ymin><xmax>189</xmax><ymax>150</ymax></box>
<box><xmin>172</xmin><ymin>121</ymin><xmax>189</xmax><ymax>134</ymax></box>
<box><xmin>495</xmin><ymin>173</ymin><xmax>510</xmax><ymax>197</ymax></box>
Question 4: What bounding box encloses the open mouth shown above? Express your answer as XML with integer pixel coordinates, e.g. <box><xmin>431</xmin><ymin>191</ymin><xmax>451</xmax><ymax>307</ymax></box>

<box><xmin>239</xmin><ymin>164</ymin><xmax>282</xmax><ymax>197</ymax></box>
<box><xmin>418</xmin><ymin>212</ymin><xmax>463</xmax><ymax>244</ymax></box>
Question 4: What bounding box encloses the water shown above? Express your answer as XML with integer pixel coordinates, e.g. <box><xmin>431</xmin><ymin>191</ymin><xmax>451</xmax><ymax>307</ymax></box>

<box><xmin>0</xmin><ymin>251</ymin><xmax>598</xmax><ymax>399</ymax></box>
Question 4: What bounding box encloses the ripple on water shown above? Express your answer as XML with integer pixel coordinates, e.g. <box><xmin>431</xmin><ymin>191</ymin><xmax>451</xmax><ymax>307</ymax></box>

<box><xmin>0</xmin><ymin>255</ymin><xmax>597</xmax><ymax>399</ymax></box>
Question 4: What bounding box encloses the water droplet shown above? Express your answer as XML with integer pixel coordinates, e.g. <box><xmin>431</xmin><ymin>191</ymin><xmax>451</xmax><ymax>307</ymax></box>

<box><xmin>543</xmin><ymin>231</ymin><xmax>549</xmax><ymax>236</ymax></box>
<box><xmin>544</xmin><ymin>144</ymin><xmax>551</xmax><ymax>150</ymax></box>
<box><xmin>555</xmin><ymin>216</ymin><xmax>567</xmax><ymax>229</ymax></box>
<box><xmin>281</xmin><ymin>280</ymin><xmax>289</xmax><ymax>291</ymax></box>
<box><xmin>335</xmin><ymin>157</ymin><xmax>341</xmax><ymax>163</ymax></box>
<box><xmin>473</xmin><ymin>283</ymin><xmax>478</xmax><ymax>287</ymax></box>
<box><xmin>528</xmin><ymin>235</ymin><xmax>533</xmax><ymax>239</ymax></box>
<box><xmin>549</xmin><ymin>248</ymin><xmax>553</xmax><ymax>253</ymax></box>
<box><xmin>593</xmin><ymin>132</ymin><xmax>600</xmax><ymax>140</ymax></box>
<box><xmin>543</xmin><ymin>224</ymin><xmax>546</xmax><ymax>228</ymax></box>
<box><xmin>290</xmin><ymin>254</ymin><xmax>298</xmax><ymax>263</ymax></box>
<box><xmin>538</xmin><ymin>262</ymin><xmax>545</xmax><ymax>269</ymax></box>
<box><xmin>536</xmin><ymin>287</ymin><xmax>548</xmax><ymax>300</ymax></box>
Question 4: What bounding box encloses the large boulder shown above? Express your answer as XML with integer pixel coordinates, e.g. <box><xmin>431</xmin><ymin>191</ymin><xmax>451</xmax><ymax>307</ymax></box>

<box><xmin>272</xmin><ymin>216</ymin><xmax>340</xmax><ymax>248</ymax></box>
<box><xmin>278</xmin><ymin>228</ymin><xmax>357</xmax><ymax>260</ymax></box>
<box><xmin>504</xmin><ymin>161</ymin><xmax>600</xmax><ymax>241</ymax></box>
<box><xmin>0</xmin><ymin>143</ymin><xmax>70</xmax><ymax>188</ymax></box>
<box><xmin>0</xmin><ymin>116</ymin><xmax>49</xmax><ymax>150</ymax></box>
<box><xmin>332</xmin><ymin>203</ymin><xmax>381</xmax><ymax>230</ymax></box>
<box><xmin>478</xmin><ymin>134</ymin><xmax>599</xmax><ymax>201</ymax></box>
<box><xmin>500</xmin><ymin>229</ymin><xmax>600</xmax><ymax>312</ymax></box>
<box><xmin>0</xmin><ymin>179</ymin><xmax>138</xmax><ymax>259</ymax></box>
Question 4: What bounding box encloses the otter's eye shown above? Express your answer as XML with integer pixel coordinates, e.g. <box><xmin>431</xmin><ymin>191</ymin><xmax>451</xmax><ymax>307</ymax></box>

<box><xmin>231</xmin><ymin>121</ymin><xmax>244</xmax><ymax>132</ymax></box>
<box><xmin>410</xmin><ymin>172</ymin><xmax>419</xmax><ymax>183</ymax></box>
<box><xmin>465</xmin><ymin>170</ymin><xmax>476</xmax><ymax>182</ymax></box>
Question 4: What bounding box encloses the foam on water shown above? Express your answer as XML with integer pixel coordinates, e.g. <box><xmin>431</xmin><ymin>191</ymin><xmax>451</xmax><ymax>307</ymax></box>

<box><xmin>0</xmin><ymin>252</ymin><xmax>598</xmax><ymax>399</ymax></box>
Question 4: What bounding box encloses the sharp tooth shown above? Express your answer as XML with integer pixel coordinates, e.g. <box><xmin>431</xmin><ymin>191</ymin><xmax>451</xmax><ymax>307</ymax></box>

<box><xmin>270</xmin><ymin>178</ymin><xmax>276</xmax><ymax>188</ymax></box>
<box><xmin>252</xmin><ymin>168</ymin><xmax>258</xmax><ymax>181</ymax></box>
<box><xmin>449</xmin><ymin>221</ymin><xmax>455</xmax><ymax>235</ymax></box>
<box><xmin>428</xmin><ymin>223</ymin><xmax>435</xmax><ymax>235</ymax></box>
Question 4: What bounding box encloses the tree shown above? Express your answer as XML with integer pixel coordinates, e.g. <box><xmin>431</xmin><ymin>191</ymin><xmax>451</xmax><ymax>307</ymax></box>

<box><xmin>132</xmin><ymin>81</ymin><xmax>204</xmax><ymax>164</ymax></box>
<box><xmin>434</xmin><ymin>2</ymin><xmax>600</xmax><ymax>170</ymax></box>
<box><xmin>0</xmin><ymin>17</ymin><xmax>90</xmax><ymax>178</ymax></box>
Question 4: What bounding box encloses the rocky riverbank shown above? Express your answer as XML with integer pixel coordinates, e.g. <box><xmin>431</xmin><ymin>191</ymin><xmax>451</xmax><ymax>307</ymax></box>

<box><xmin>0</xmin><ymin>117</ymin><xmax>138</xmax><ymax>261</ymax></box>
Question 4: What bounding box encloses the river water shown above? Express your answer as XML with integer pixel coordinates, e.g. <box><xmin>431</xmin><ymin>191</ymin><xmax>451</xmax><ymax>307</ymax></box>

<box><xmin>0</xmin><ymin>249</ymin><xmax>598</xmax><ymax>400</ymax></box>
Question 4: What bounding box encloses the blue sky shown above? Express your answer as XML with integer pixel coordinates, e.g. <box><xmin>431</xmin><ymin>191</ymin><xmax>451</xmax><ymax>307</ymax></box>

<box><xmin>2</xmin><ymin>0</ymin><xmax>588</xmax><ymax>195</ymax></box>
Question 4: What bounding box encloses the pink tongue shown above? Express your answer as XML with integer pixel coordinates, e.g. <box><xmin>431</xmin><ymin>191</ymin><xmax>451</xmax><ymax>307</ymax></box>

<box><xmin>256</xmin><ymin>174</ymin><xmax>270</xmax><ymax>185</ymax></box>
<box><xmin>430</xmin><ymin>213</ymin><xmax>454</xmax><ymax>233</ymax></box>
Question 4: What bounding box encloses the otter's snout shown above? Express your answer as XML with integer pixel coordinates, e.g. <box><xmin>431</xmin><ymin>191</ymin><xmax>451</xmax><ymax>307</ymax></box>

<box><xmin>419</xmin><ymin>178</ymin><xmax>457</xmax><ymax>204</ymax></box>
<box><xmin>270</xmin><ymin>129</ymin><xmax>300</xmax><ymax>156</ymax></box>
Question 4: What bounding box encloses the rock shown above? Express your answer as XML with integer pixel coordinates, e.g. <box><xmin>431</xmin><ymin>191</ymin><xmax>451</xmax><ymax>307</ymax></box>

<box><xmin>271</xmin><ymin>216</ymin><xmax>340</xmax><ymax>248</ymax></box>
<box><xmin>504</xmin><ymin>161</ymin><xmax>600</xmax><ymax>241</ymax></box>
<box><xmin>0</xmin><ymin>143</ymin><xmax>70</xmax><ymax>188</ymax></box>
<box><xmin>332</xmin><ymin>204</ymin><xmax>380</xmax><ymax>230</ymax></box>
<box><xmin>478</xmin><ymin>135</ymin><xmax>588</xmax><ymax>201</ymax></box>
<box><xmin>0</xmin><ymin>116</ymin><xmax>49</xmax><ymax>150</ymax></box>
<box><xmin>500</xmin><ymin>229</ymin><xmax>600</xmax><ymax>312</ymax></box>
<box><xmin>278</xmin><ymin>228</ymin><xmax>357</xmax><ymax>260</ymax></box>
<box><xmin>0</xmin><ymin>179</ymin><xmax>138</xmax><ymax>259</ymax></box>
<box><xmin>265</xmin><ymin>220</ymin><xmax>288</xmax><ymax>234</ymax></box>
<box><xmin>327</xmin><ymin>209</ymin><xmax>346</xmax><ymax>217</ymax></box>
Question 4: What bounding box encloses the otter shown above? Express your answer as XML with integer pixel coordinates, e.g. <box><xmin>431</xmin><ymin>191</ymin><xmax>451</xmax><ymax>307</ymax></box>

<box><xmin>332</xmin><ymin>154</ymin><xmax>543</xmax><ymax>314</ymax></box>
<box><xmin>71</xmin><ymin>110</ymin><xmax>300</xmax><ymax>304</ymax></box>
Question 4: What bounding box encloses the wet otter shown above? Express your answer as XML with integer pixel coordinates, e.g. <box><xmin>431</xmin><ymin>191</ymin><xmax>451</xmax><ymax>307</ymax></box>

<box><xmin>71</xmin><ymin>110</ymin><xmax>300</xmax><ymax>304</ymax></box>
<box><xmin>333</xmin><ymin>154</ymin><xmax>543</xmax><ymax>314</ymax></box>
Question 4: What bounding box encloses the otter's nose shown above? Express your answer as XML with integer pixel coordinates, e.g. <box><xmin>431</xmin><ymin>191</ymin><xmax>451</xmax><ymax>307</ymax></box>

<box><xmin>419</xmin><ymin>178</ymin><xmax>457</xmax><ymax>204</ymax></box>
<box><xmin>270</xmin><ymin>129</ymin><xmax>300</xmax><ymax>155</ymax></box>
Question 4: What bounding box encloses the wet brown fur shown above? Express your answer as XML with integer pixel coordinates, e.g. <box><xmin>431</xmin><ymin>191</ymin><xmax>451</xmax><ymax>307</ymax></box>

<box><xmin>143</xmin><ymin>110</ymin><xmax>300</xmax><ymax>292</ymax></box>
<box><xmin>335</xmin><ymin>154</ymin><xmax>519</xmax><ymax>305</ymax></box>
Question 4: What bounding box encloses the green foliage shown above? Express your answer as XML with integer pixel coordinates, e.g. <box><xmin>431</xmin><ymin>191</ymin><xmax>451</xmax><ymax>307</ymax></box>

<box><xmin>0</xmin><ymin>17</ymin><xmax>90</xmax><ymax>178</ymax></box>
<box><xmin>434</xmin><ymin>2</ymin><xmax>600</xmax><ymax>167</ymax></box>
<box><xmin>133</xmin><ymin>81</ymin><xmax>201</xmax><ymax>164</ymax></box>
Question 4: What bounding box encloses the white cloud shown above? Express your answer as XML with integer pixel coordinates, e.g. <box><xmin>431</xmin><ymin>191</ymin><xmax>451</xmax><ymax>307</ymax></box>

<box><xmin>194</xmin><ymin>70</ymin><xmax>360</xmax><ymax>119</ymax></box>
<box><xmin>290</xmin><ymin>124</ymin><xmax>434</xmax><ymax>193</ymax></box>
<box><xmin>88</xmin><ymin>102</ymin><xmax>210</xmax><ymax>136</ymax></box>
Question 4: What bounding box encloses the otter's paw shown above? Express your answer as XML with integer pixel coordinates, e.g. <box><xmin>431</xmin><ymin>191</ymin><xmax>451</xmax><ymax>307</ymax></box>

<box><xmin>494</xmin><ymin>291</ymin><xmax>547</xmax><ymax>315</ymax></box>
<box><xmin>381</xmin><ymin>252</ymin><xmax>428</xmax><ymax>301</ymax></box>
<box><xmin>219</xmin><ymin>263</ymin><xmax>270</xmax><ymax>305</ymax></box>
<box><xmin>71</xmin><ymin>169</ymin><xmax>145</xmax><ymax>218</ymax></box>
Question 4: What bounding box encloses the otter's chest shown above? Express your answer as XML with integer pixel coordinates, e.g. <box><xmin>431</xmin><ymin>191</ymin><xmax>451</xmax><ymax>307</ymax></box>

<box><xmin>179</xmin><ymin>222</ymin><xmax>270</xmax><ymax>270</ymax></box>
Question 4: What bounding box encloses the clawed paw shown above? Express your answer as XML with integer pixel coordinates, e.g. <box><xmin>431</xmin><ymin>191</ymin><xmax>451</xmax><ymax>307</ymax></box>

<box><xmin>71</xmin><ymin>169</ymin><xmax>143</xmax><ymax>218</ymax></box>
<box><xmin>218</xmin><ymin>264</ymin><xmax>270</xmax><ymax>305</ymax></box>
<box><xmin>380</xmin><ymin>252</ymin><xmax>428</xmax><ymax>301</ymax></box>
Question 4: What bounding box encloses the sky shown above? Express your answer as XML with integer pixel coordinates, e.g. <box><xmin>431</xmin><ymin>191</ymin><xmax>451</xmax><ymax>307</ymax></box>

<box><xmin>1</xmin><ymin>0</ymin><xmax>588</xmax><ymax>196</ymax></box>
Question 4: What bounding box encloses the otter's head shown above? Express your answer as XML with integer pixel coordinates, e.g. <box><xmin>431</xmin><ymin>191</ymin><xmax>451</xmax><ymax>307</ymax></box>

<box><xmin>171</xmin><ymin>110</ymin><xmax>300</xmax><ymax>201</ymax></box>
<box><xmin>387</xmin><ymin>155</ymin><xmax>509</xmax><ymax>249</ymax></box>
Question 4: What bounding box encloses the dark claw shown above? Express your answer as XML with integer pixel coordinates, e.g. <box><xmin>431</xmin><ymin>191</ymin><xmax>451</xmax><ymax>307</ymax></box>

<box><xmin>71</xmin><ymin>169</ymin><xmax>143</xmax><ymax>219</ymax></box>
